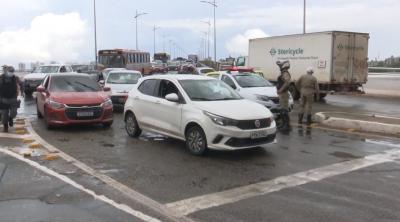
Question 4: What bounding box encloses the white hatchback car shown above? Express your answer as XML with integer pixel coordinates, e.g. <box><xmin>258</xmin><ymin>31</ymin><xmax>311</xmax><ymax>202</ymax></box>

<box><xmin>104</xmin><ymin>70</ymin><xmax>142</xmax><ymax>108</ymax></box>
<box><xmin>219</xmin><ymin>73</ymin><xmax>294</xmax><ymax>115</ymax></box>
<box><xmin>124</xmin><ymin>74</ymin><xmax>276</xmax><ymax>155</ymax></box>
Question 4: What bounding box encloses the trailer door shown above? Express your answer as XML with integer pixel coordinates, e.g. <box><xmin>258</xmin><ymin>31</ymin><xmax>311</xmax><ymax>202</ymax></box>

<box><xmin>332</xmin><ymin>32</ymin><xmax>369</xmax><ymax>84</ymax></box>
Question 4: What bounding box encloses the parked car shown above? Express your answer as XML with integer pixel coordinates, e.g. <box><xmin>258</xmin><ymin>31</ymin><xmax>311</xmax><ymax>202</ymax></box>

<box><xmin>124</xmin><ymin>74</ymin><xmax>276</xmax><ymax>155</ymax></box>
<box><xmin>195</xmin><ymin>67</ymin><xmax>215</xmax><ymax>75</ymax></box>
<box><xmin>23</xmin><ymin>64</ymin><xmax>73</xmax><ymax>96</ymax></box>
<box><xmin>218</xmin><ymin>73</ymin><xmax>294</xmax><ymax>115</ymax></box>
<box><xmin>104</xmin><ymin>70</ymin><xmax>142</xmax><ymax>108</ymax></box>
<box><xmin>36</xmin><ymin>73</ymin><xmax>113</xmax><ymax>129</ymax></box>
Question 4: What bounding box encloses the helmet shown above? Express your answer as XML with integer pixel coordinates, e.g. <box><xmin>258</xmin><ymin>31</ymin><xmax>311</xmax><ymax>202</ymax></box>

<box><xmin>276</xmin><ymin>60</ymin><xmax>290</xmax><ymax>71</ymax></box>
<box><xmin>306</xmin><ymin>66</ymin><xmax>314</xmax><ymax>74</ymax></box>
<box><xmin>7</xmin><ymin>66</ymin><xmax>15</xmax><ymax>73</ymax></box>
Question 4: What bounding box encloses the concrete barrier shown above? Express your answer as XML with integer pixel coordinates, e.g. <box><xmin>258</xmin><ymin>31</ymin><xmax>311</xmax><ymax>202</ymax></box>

<box><xmin>315</xmin><ymin>112</ymin><xmax>400</xmax><ymax>137</ymax></box>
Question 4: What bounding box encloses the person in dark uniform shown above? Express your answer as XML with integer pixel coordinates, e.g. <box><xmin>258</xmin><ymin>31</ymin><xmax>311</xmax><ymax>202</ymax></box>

<box><xmin>276</xmin><ymin>60</ymin><xmax>291</xmax><ymax>132</ymax></box>
<box><xmin>0</xmin><ymin>65</ymin><xmax>20</xmax><ymax>132</ymax></box>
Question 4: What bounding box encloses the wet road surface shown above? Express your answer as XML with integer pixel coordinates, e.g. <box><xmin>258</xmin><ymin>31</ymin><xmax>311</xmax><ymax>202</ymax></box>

<box><xmin>3</xmin><ymin>93</ymin><xmax>400</xmax><ymax>221</ymax></box>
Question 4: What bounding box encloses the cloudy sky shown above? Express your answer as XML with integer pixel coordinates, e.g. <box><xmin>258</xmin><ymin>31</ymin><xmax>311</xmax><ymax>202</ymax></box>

<box><xmin>0</xmin><ymin>0</ymin><xmax>399</xmax><ymax>66</ymax></box>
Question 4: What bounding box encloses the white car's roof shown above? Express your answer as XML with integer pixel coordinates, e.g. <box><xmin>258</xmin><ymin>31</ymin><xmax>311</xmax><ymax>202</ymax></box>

<box><xmin>39</xmin><ymin>64</ymin><xmax>68</xmax><ymax>67</ymax></box>
<box><xmin>108</xmin><ymin>70</ymin><xmax>141</xmax><ymax>74</ymax></box>
<box><xmin>142</xmin><ymin>74</ymin><xmax>213</xmax><ymax>81</ymax></box>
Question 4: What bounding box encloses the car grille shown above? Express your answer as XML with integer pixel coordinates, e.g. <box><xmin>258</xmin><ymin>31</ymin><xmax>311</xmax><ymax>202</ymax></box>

<box><xmin>66</xmin><ymin>103</ymin><xmax>101</xmax><ymax>107</ymax></box>
<box><xmin>270</xmin><ymin>97</ymin><xmax>279</xmax><ymax>104</ymax></box>
<box><xmin>111</xmin><ymin>96</ymin><xmax>127</xmax><ymax>104</ymax></box>
<box><xmin>225</xmin><ymin>134</ymin><xmax>276</xmax><ymax>147</ymax></box>
<box><xmin>236</xmin><ymin>118</ymin><xmax>272</xmax><ymax>130</ymax></box>
<box><xmin>65</xmin><ymin>106</ymin><xmax>103</xmax><ymax>120</ymax></box>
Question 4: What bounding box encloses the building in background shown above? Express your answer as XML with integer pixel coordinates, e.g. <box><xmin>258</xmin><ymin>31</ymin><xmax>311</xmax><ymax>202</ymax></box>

<box><xmin>18</xmin><ymin>63</ymin><xmax>26</xmax><ymax>72</ymax></box>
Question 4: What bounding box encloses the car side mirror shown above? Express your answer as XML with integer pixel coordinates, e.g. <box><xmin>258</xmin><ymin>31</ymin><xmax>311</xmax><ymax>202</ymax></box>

<box><xmin>165</xmin><ymin>93</ymin><xmax>180</xmax><ymax>103</ymax></box>
<box><xmin>37</xmin><ymin>86</ymin><xmax>46</xmax><ymax>93</ymax></box>
<box><xmin>103</xmin><ymin>87</ymin><xmax>111</xmax><ymax>92</ymax></box>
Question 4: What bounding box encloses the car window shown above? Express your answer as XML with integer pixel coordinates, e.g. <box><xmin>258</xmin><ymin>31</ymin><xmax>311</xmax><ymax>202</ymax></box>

<box><xmin>233</xmin><ymin>74</ymin><xmax>273</xmax><ymax>88</ymax></box>
<box><xmin>66</xmin><ymin>66</ymin><xmax>73</xmax><ymax>72</ymax></box>
<box><xmin>158</xmin><ymin>80</ymin><xmax>180</xmax><ymax>98</ymax></box>
<box><xmin>33</xmin><ymin>66</ymin><xmax>60</xmax><ymax>73</ymax></box>
<box><xmin>138</xmin><ymin>79</ymin><xmax>158</xmax><ymax>96</ymax></box>
<box><xmin>107</xmin><ymin>72</ymin><xmax>141</xmax><ymax>84</ymax></box>
<box><xmin>179</xmin><ymin>79</ymin><xmax>242</xmax><ymax>101</ymax></box>
<box><xmin>221</xmin><ymin>75</ymin><xmax>236</xmax><ymax>89</ymax></box>
<box><xmin>50</xmin><ymin>76</ymin><xmax>101</xmax><ymax>92</ymax></box>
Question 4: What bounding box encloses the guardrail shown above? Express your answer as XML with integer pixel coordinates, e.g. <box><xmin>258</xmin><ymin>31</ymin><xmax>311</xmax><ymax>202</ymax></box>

<box><xmin>368</xmin><ymin>67</ymin><xmax>400</xmax><ymax>74</ymax></box>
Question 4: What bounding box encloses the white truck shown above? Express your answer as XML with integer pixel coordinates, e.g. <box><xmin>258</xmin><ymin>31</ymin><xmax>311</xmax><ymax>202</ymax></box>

<box><xmin>247</xmin><ymin>31</ymin><xmax>370</xmax><ymax>99</ymax></box>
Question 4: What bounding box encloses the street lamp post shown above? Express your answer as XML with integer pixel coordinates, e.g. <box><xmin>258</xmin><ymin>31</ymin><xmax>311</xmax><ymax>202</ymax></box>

<box><xmin>200</xmin><ymin>0</ymin><xmax>217</xmax><ymax>63</ymax></box>
<box><xmin>93</xmin><ymin>0</ymin><xmax>98</xmax><ymax>69</ymax></box>
<box><xmin>153</xmin><ymin>25</ymin><xmax>160</xmax><ymax>57</ymax></box>
<box><xmin>303</xmin><ymin>0</ymin><xmax>306</xmax><ymax>34</ymax></box>
<box><xmin>201</xmin><ymin>20</ymin><xmax>211</xmax><ymax>59</ymax></box>
<box><xmin>134</xmin><ymin>10</ymin><xmax>148</xmax><ymax>50</ymax></box>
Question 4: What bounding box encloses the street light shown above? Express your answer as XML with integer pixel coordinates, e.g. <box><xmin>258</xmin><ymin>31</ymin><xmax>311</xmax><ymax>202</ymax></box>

<box><xmin>200</xmin><ymin>0</ymin><xmax>217</xmax><ymax>63</ymax></box>
<box><xmin>134</xmin><ymin>10</ymin><xmax>148</xmax><ymax>50</ymax></box>
<box><xmin>153</xmin><ymin>25</ymin><xmax>160</xmax><ymax>56</ymax></box>
<box><xmin>303</xmin><ymin>0</ymin><xmax>306</xmax><ymax>34</ymax></box>
<box><xmin>93</xmin><ymin>0</ymin><xmax>98</xmax><ymax>69</ymax></box>
<box><xmin>201</xmin><ymin>32</ymin><xmax>208</xmax><ymax>59</ymax></box>
<box><xmin>201</xmin><ymin>20</ymin><xmax>211</xmax><ymax>59</ymax></box>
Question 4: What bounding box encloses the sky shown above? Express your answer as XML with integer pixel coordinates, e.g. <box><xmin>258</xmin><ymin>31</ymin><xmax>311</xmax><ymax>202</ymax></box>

<box><xmin>0</xmin><ymin>0</ymin><xmax>399</xmax><ymax>66</ymax></box>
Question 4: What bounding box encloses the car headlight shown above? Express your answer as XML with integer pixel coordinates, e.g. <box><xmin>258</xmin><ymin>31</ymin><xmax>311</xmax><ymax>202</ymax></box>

<box><xmin>48</xmin><ymin>100</ymin><xmax>65</xmax><ymax>109</ymax></box>
<box><xmin>255</xmin><ymin>94</ymin><xmax>270</xmax><ymax>102</ymax></box>
<box><xmin>203</xmin><ymin>111</ymin><xmax>238</xmax><ymax>126</ymax></box>
<box><xmin>102</xmin><ymin>99</ymin><xmax>113</xmax><ymax>107</ymax></box>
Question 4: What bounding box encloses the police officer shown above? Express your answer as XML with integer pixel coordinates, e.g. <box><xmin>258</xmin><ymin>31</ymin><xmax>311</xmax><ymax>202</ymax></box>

<box><xmin>0</xmin><ymin>65</ymin><xmax>20</xmax><ymax>132</ymax></box>
<box><xmin>296</xmin><ymin>66</ymin><xmax>319</xmax><ymax>125</ymax></box>
<box><xmin>276</xmin><ymin>60</ymin><xmax>291</xmax><ymax>131</ymax></box>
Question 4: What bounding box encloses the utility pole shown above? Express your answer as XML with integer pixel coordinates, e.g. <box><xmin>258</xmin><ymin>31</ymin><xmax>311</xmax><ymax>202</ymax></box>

<box><xmin>93</xmin><ymin>0</ymin><xmax>98</xmax><ymax>69</ymax></box>
<box><xmin>303</xmin><ymin>0</ymin><xmax>306</xmax><ymax>34</ymax></box>
<box><xmin>201</xmin><ymin>0</ymin><xmax>217</xmax><ymax>63</ymax></box>
<box><xmin>153</xmin><ymin>25</ymin><xmax>160</xmax><ymax>56</ymax></box>
<box><xmin>201</xmin><ymin>20</ymin><xmax>211</xmax><ymax>59</ymax></box>
<box><xmin>134</xmin><ymin>10</ymin><xmax>148</xmax><ymax>50</ymax></box>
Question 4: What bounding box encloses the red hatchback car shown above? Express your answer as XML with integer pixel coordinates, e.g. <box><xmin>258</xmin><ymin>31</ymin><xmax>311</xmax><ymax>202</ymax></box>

<box><xmin>36</xmin><ymin>73</ymin><xmax>113</xmax><ymax>128</ymax></box>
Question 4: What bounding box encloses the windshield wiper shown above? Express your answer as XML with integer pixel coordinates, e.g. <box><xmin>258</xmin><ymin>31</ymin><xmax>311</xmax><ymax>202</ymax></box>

<box><xmin>214</xmin><ymin>97</ymin><xmax>240</xmax><ymax>101</ymax></box>
<box><xmin>190</xmin><ymin>97</ymin><xmax>212</xmax><ymax>101</ymax></box>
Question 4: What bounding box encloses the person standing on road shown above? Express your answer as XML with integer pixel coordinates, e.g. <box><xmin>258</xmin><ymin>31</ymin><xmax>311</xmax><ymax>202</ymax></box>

<box><xmin>0</xmin><ymin>65</ymin><xmax>20</xmax><ymax>132</ymax></box>
<box><xmin>276</xmin><ymin>60</ymin><xmax>291</xmax><ymax>131</ymax></box>
<box><xmin>296</xmin><ymin>67</ymin><xmax>319</xmax><ymax>125</ymax></box>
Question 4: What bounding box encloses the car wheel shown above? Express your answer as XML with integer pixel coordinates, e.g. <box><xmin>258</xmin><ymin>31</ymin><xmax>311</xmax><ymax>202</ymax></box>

<box><xmin>185</xmin><ymin>126</ymin><xmax>208</xmax><ymax>156</ymax></box>
<box><xmin>102</xmin><ymin>122</ymin><xmax>113</xmax><ymax>128</ymax></box>
<box><xmin>125</xmin><ymin>112</ymin><xmax>141</xmax><ymax>137</ymax></box>
<box><xmin>36</xmin><ymin>101</ymin><xmax>43</xmax><ymax>119</ymax></box>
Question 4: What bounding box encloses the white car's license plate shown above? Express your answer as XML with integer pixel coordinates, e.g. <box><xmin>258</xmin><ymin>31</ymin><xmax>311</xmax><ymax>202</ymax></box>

<box><xmin>250</xmin><ymin>131</ymin><xmax>269</xmax><ymax>139</ymax></box>
<box><xmin>77</xmin><ymin>111</ymin><xmax>94</xmax><ymax>117</ymax></box>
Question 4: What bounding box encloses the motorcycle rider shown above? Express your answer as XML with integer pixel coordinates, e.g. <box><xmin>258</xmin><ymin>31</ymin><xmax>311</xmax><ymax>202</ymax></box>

<box><xmin>0</xmin><ymin>65</ymin><xmax>20</xmax><ymax>132</ymax></box>
<box><xmin>276</xmin><ymin>60</ymin><xmax>291</xmax><ymax>132</ymax></box>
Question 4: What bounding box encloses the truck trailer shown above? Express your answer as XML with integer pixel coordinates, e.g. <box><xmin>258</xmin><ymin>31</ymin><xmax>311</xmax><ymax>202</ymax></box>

<box><xmin>248</xmin><ymin>31</ymin><xmax>369</xmax><ymax>99</ymax></box>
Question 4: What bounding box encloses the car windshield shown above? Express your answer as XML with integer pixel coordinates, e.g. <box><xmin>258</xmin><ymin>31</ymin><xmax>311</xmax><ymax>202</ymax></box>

<box><xmin>50</xmin><ymin>75</ymin><xmax>101</xmax><ymax>92</ymax></box>
<box><xmin>179</xmin><ymin>79</ymin><xmax>242</xmax><ymax>101</ymax></box>
<box><xmin>107</xmin><ymin>72</ymin><xmax>141</xmax><ymax>84</ymax></box>
<box><xmin>233</xmin><ymin>74</ymin><xmax>273</xmax><ymax>88</ymax></box>
<box><xmin>33</xmin><ymin>66</ymin><xmax>60</xmax><ymax>73</ymax></box>
<box><xmin>200</xmin><ymin>68</ymin><xmax>215</xmax><ymax>74</ymax></box>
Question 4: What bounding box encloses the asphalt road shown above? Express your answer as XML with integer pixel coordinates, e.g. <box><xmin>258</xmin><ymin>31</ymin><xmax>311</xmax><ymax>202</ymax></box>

<box><xmin>3</xmin><ymin>92</ymin><xmax>397</xmax><ymax>222</ymax></box>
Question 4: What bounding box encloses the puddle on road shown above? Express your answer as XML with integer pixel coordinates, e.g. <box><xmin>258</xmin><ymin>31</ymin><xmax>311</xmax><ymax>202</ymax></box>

<box><xmin>329</xmin><ymin>151</ymin><xmax>361</xmax><ymax>159</ymax></box>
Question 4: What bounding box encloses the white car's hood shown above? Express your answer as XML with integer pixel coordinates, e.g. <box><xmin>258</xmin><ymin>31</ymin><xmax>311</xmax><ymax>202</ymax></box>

<box><xmin>194</xmin><ymin>99</ymin><xmax>272</xmax><ymax>120</ymax></box>
<box><xmin>105</xmin><ymin>83</ymin><xmax>136</xmax><ymax>93</ymax></box>
<box><xmin>23</xmin><ymin>73</ymin><xmax>48</xmax><ymax>80</ymax></box>
<box><xmin>238</xmin><ymin>87</ymin><xmax>278</xmax><ymax>98</ymax></box>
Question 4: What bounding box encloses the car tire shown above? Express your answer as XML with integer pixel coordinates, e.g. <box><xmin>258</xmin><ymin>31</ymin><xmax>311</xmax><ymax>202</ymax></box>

<box><xmin>185</xmin><ymin>126</ymin><xmax>208</xmax><ymax>156</ymax></box>
<box><xmin>125</xmin><ymin>112</ymin><xmax>141</xmax><ymax>137</ymax></box>
<box><xmin>102</xmin><ymin>122</ymin><xmax>113</xmax><ymax>128</ymax></box>
<box><xmin>36</xmin><ymin>101</ymin><xmax>43</xmax><ymax>119</ymax></box>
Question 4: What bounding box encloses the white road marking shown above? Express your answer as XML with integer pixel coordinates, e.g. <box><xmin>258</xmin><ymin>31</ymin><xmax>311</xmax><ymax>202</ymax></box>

<box><xmin>0</xmin><ymin>132</ymin><xmax>28</xmax><ymax>139</ymax></box>
<box><xmin>166</xmin><ymin>148</ymin><xmax>400</xmax><ymax>216</ymax></box>
<box><xmin>0</xmin><ymin>147</ymin><xmax>161</xmax><ymax>222</ymax></box>
<box><xmin>25</xmin><ymin>119</ymin><xmax>194</xmax><ymax>222</ymax></box>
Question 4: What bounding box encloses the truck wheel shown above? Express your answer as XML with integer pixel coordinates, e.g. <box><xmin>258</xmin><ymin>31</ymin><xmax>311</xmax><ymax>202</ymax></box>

<box><xmin>289</xmin><ymin>84</ymin><xmax>300</xmax><ymax>100</ymax></box>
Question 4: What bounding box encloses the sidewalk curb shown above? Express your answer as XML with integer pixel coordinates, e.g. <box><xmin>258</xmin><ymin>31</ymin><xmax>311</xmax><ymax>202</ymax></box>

<box><xmin>315</xmin><ymin>112</ymin><xmax>400</xmax><ymax>137</ymax></box>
